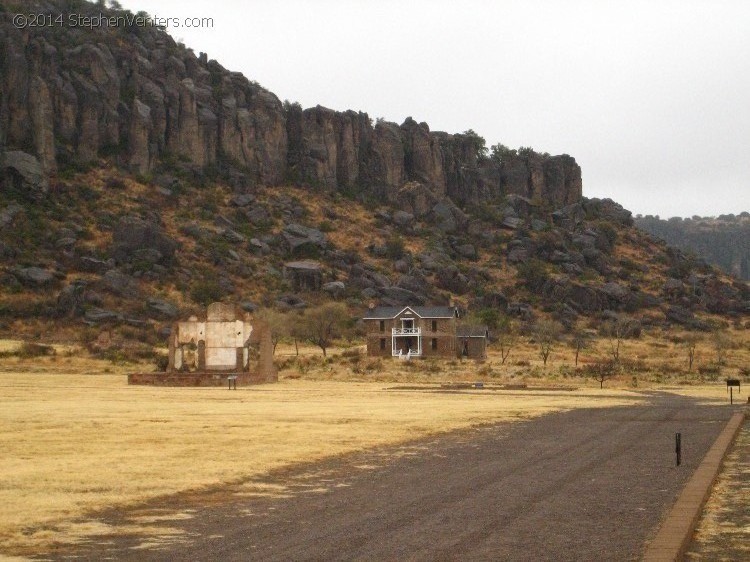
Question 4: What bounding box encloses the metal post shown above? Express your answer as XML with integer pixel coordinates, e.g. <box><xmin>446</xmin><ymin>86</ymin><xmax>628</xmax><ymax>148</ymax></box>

<box><xmin>730</xmin><ymin>386</ymin><xmax>733</xmax><ymax>405</ymax></box>
<box><xmin>675</xmin><ymin>433</ymin><xmax>681</xmax><ymax>467</ymax></box>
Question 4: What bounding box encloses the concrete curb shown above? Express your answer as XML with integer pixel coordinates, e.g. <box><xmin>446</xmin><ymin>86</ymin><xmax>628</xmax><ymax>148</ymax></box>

<box><xmin>641</xmin><ymin>409</ymin><xmax>747</xmax><ymax>562</ymax></box>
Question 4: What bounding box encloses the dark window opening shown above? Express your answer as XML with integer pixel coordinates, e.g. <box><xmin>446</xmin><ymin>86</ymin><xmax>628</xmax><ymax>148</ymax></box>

<box><xmin>379</xmin><ymin>320</ymin><xmax>385</xmax><ymax>332</ymax></box>
<box><xmin>432</xmin><ymin>320</ymin><xmax>437</xmax><ymax>332</ymax></box>
<box><xmin>380</xmin><ymin>338</ymin><xmax>386</xmax><ymax>350</ymax></box>
<box><xmin>431</xmin><ymin>338</ymin><xmax>438</xmax><ymax>351</ymax></box>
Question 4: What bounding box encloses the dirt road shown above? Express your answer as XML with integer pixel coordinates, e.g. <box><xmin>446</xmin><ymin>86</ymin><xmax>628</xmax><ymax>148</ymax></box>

<box><xmin>53</xmin><ymin>392</ymin><xmax>735</xmax><ymax>561</ymax></box>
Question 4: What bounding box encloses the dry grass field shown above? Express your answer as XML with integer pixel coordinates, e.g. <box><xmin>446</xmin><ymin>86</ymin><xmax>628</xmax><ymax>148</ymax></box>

<box><xmin>686</xmin><ymin>422</ymin><xmax>750</xmax><ymax>561</ymax></box>
<box><xmin>0</xmin><ymin>364</ymin><xmax>638</xmax><ymax>554</ymax></box>
<box><xmin>0</xmin><ymin>328</ymin><xmax>747</xmax><ymax>556</ymax></box>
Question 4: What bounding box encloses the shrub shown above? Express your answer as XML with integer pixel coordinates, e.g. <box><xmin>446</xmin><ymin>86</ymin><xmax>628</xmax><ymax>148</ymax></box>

<box><xmin>385</xmin><ymin>235</ymin><xmax>405</xmax><ymax>260</ymax></box>
<box><xmin>190</xmin><ymin>279</ymin><xmax>224</xmax><ymax>306</ymax></box>
<box><xmin>516</xmin><ymin>259</ymin><xmax>549</xmax><ymax>292</ymax></box>
<box><xmin>154</xmin><ymin>354</ymin><xmax>169</xmax><ymax>372</ymax></box>
<box><xmin>698</xmin><ymin>364</ymin><xmax>721</xmax><ymax>380</ymax></box>
<box><xmin>17</xmin><ymin>342</ymin><xmax>56</xmax><ymax>358</ymax></box>
<box><xmin>0</xmin><ymin>342</ymin><xmax>56</xmax><ymax>359</ymax></box>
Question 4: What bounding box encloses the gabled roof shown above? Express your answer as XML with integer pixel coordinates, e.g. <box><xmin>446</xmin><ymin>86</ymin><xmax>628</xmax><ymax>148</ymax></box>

<box><xmin>363</xmin><ymin>305</ymin><xmax>458</xmax><ymax>320</ymax></box>
<box><xmin>456</xmin><ymin>325</ymin><xmax>489</xmax><ymax>338</ymax></box>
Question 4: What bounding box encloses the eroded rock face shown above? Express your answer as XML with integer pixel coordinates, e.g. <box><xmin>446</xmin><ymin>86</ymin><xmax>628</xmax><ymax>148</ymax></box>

<box><xmin>0</xmin><ymin>8</ymin><xmax>287</xmax><ymax>186</ymax></box>
<box><xmin>1</xmin><ymin>0</ymin><xmax>582</xmax><ymax>210</ymax></box>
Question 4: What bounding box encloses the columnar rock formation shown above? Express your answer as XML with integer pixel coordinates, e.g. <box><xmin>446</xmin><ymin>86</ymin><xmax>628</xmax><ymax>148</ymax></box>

<box><xmin>0</xmin><ymin>1</ymin><xmax>582</xmax><ymax>209</ymax></box>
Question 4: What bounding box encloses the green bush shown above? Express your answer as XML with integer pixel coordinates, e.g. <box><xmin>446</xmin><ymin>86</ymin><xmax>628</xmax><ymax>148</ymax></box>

<box><xmin>190</xmin><ymin>279</ymin><xmax>224</xmax><ymax>306</ymax></box>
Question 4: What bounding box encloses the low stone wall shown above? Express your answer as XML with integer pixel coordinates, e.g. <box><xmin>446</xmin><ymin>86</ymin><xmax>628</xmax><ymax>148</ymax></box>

<box><xmin>128</xmin><ymin>372</ymin><xmax>277</xmax><ymax>387</ymax></box>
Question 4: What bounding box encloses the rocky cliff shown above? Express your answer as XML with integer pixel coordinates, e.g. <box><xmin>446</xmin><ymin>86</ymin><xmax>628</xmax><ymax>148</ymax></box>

<box><xmin>0</xmin><ymin>0</ymin><xmax>581</xmax><ymax>211</ymax></box>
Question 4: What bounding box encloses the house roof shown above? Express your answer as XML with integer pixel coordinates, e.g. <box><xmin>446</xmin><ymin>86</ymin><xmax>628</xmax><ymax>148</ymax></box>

<box><xmin>363</xmin><ymin>305</ymin><xmax>458</xmax><ymax>320</ymax></box>
<box><xmin>456</xmin><ymin>325</ymin><xmax>489</xmax><ymax>338</ymax></box>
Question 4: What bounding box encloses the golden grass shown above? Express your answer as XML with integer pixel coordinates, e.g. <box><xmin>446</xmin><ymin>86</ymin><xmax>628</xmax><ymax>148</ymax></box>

<box><xmin>687</xmin><ymin>424</ymin><xmax>750</xmax><ymax>560</ymax></box>
<box><xmin>0</xmin><ymin>371</ymin><xmax>639</xmax><ymax>554</ymax></box>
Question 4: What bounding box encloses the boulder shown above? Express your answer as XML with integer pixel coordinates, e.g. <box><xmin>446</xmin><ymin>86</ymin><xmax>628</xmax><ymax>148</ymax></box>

<box><xmin>455</xmin><ymin>244</ymin><xmax>477</xmax><ymax>259</ymax></box>
<box><xmin>432</xmin><ymin>201</ymin><xmax>464</xmax><ymax>233</ymax></box>
<box><xmin>275</xmin><ymin>294</ymin><xmax>307</xmax><ymax>310</ymax></box>
<box><xmin>85</xmin><ymin>308</ymin><xmax>120</xmax><ymax>323</ymax></box>
<box><xmin>245</xmin><ymin>207</ymin><xmax>271</xmax><ymax>225</ymax></box>
<box><xmin>507</xmin><ymin>302</ymin><xmax>534</xmax><ymax>320</ymax></box>
<box><xmin>14</xmin><ymin>267</ymin><xmax>56</xmax><ymax>286</ymax></box>
<box><xmin>79</xmin><ymin>256</ymin><xmax>112</xmax><ymax>273</ymax></box>
<box><xmin>436</xmin><ymin>267</ymin><xmax>469</xmax><ymax>294</ymax></box>
<box><xmin>663</xmin><ymin>278</ymin><xmax>684</xmax><ymax>296</ymax></box>
<box><xmin>567</xmin><ymin>284</ymin><xmax>604</xmax><ymax>313</ymax></box>
<box><xmin>551</xmin><ymin>203</ymin><xmax>585</xmax><ymax>229</ymax></box>
<box><xmin>230</xmin><ymin>194</ymin><xmax>255</xmax><ymax>207</ymax></box>
<box><xmin>102</xmin><ymin>269</ymin><xmax>140</xmax><ymax>297</ymax></box>
<box><xmin>0</xmin><ymin>203</ymin><xmax>23</xmax><ymax>228</ymax></box>
<box><xmin>507</xmin><ymin>246</ymin><xmax>528</xmax><ymax>263</ymax></box>
<box><xmin>475</xmin><ymin>291</ymin><xmax>508</xmax><ymax>311</ymax></box>
<box><xmin>147</xmin><ymin>298</ymin><xmax>179</xmax><ymax>319</ymax></box>
<box><xmin>601</xmin><ymin>282</ymin><xmax>630</xmax><ymax>303</ymax></box>
<box><xmin>111</xmin><ymin>216</ymin><xmax>177</xmax><ymax>265</ymax></box>
<box><xmin>381</xmin><ymin>286</ymin><xmax>425</xmax><ymax>306</ymax></box>
<box><xmin>392</xmin><ymin>210</ymin><xmax>415</xmax><ymax>227</ymax></box>
<box><xmin>322</xmin><ymin>281</ymin><xmax>346</xmax><ymax>296</ymax></box>
<box><xmin>222</xmin><ymin>228</ymin><xmax>246</xmax><ymax>244</ymax></box>
<box><xmin>0</xmin><ymin>151</ymin><xmax>48</xmax><ymax>193</ymax></box>
<box><xmin>501</xmin><ymin>216</ymin><xmax>524</xmax><ymax>230</ymax></box>
<box><xmin>583</xmin><ymin>198</ymin><xmax>633</xmax><ymax>225</ymax></box>
<box><xmin>214</xmin><ymin>215</ymin><xmax>235</xmax><ymax>229</ymax></box>
<box><xmin>282</xmin><ymin>223</ymin><xmax>327</xmax><ymax>253</ymax></box>
<box><xmin>417</xmin><ymin>250</ymin><xmax>451</xmax><ymax>271</ymax></box>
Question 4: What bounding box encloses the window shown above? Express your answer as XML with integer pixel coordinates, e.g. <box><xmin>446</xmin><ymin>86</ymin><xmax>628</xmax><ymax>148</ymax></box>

<box><xmin>379</xmin><ymin>320</ymin><xmax>385</xmax><ymax>332</ymax></box>
<box><xmin>432</xmin><ymin>320</ymin><xmax>437</xmax><ymax>332</ymax></box>
<box><xmin>431</xmin><ymin>338</ymin><xmax>438</xmax><ymax>351</ymax></box>
<box><xmin>380</xmin><ymin>338</ymin><xmax>386</xmax><ymax>350</ymax></box>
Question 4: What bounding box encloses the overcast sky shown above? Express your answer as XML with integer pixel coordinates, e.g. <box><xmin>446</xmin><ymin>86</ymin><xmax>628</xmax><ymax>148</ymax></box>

<box><xmin>119</xmin><ymin>0</ymin><xmax>750</xmax><ymax>218</ymax></box>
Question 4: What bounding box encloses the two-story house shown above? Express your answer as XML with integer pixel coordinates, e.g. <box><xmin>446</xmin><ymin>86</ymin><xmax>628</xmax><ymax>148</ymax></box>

<box><xmin>363</xmin><ymin>305</ymin><xmax>488</xmax><ymax>360</ymax></box>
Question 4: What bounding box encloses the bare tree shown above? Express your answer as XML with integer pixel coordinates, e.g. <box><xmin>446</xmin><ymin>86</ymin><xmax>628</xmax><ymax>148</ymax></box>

<box><xmin>533</xmin><ymin>320</ymin><xmax>562</xmax><ymax>367</ymax></box>
<box><xmin>590</xmin><ymin>360</ymin><xmax>616</xmax><ymax>389</ymax></box>
<box><xmin>601</xmin><ymin>315</ymin><xmax>638</xmax><ymax>364</ymax></box>
<box><xmin>255</xmin><ymin>309</ymin><xmax>289</xmax><ymax>355</ymax></box>
<box><xmin>496</xmin><ymin>315</ymin><xmax>517</xmax><ymax>365</ymax></box>
<box><xmin>298</xmin><ymin>302</ymin><xmax>349</xmax><ymax>357</ymax></box>
<box><xmin>571</xmin><ymin>330</ymin><xmax>591</xmax><ymax>367</ymax></box>
<box><xmin>683</xmin><ymin>334</ymin><xmax>700</xmax><ymax>371</ymax></box>
<box><xmin>711</xmin><ymin>331</ymin><xmax>730</xmax><ymax>366</ymax></box>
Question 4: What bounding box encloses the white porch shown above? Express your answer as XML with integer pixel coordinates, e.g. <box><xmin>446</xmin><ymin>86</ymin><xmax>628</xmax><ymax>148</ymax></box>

<box><xmin>392</xmin><ymin>327</ymin><xmax>422</xmax><ymax>357</ymax></box>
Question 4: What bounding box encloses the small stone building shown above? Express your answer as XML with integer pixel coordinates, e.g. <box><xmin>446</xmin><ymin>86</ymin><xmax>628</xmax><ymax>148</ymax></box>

<box><xmin>456</xmin><ymin>325</ymin><xmax>490</xmax><ymax>360</ymax></box>
<box><xmin>129</xmin><ymin>302</ymin><xmax>277</xmax><ymax>386</ymax></box>
<box><xmin>363</xmin><ymin>305</ymin><xmax>488</xmax><ymax>360</ymax></box>
<box><xmin>283</xmin><ymin>260</ymin><xmax>323</xmax><ymax>291</ymax></box>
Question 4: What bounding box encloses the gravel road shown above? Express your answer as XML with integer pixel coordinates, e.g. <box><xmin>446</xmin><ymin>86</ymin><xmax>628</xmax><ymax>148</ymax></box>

<box><xmin>54</xmin><ymin>392</ymin><xmax>735</xmax><ymax>562</ymax></box>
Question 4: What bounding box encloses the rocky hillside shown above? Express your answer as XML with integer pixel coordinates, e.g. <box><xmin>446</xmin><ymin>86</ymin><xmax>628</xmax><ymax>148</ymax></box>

<box><xmin>636</xmin><ymin>214</ymin><xmax>750</xmax><ymax>281</ymax></box>
<box><xmin>0</xmin><ymin>0</ymin><xmax>748</xmax><ymax>349</ymax></box>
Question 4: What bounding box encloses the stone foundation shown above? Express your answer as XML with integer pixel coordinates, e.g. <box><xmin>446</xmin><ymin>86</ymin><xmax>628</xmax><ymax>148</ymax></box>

<box><xmin>128</xmin><ymin>371</ymin><xmax>277</xmax><ymax>387</ymax></box>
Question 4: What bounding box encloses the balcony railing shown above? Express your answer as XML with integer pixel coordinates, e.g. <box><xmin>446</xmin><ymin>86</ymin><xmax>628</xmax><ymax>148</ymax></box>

<box><xmin>393</xmin><ymin>349</ymin><xmax>422</xmax><ymax>358</ymax></box>
<box><xmin>392</xmin><ymin>327</ymin><xmax>421</xmax><ymax>336</ymax></box>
